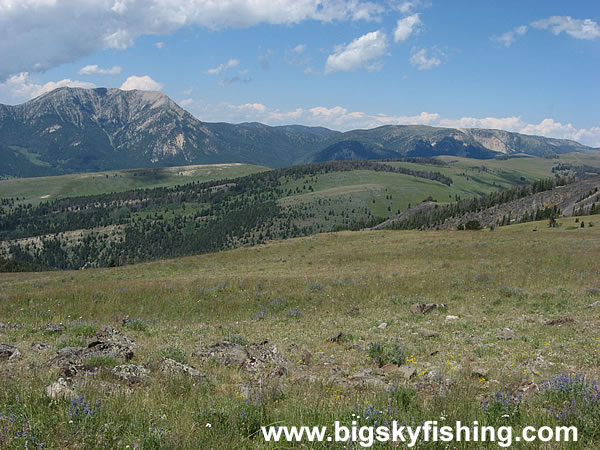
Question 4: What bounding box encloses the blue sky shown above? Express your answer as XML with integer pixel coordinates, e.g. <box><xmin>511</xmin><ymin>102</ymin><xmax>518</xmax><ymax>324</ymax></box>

<box><xmin>0</xmin><ymin>0</ymin><xmax>598</xmax><ymax>146</ymax></box>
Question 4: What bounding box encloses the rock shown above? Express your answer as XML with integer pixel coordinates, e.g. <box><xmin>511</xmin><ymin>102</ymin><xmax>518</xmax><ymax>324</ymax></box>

<box><xmin>87</xmin><ymin>327</ymin><xmax>136</xmax><ymax>359</ymax></box>
<box><xmin>411</xmin><ymin>303</ymin><xmax>446</xmax><ymax>314</ymax></box>
<box><xmin>418</xmin><ymin>329</ymin><xmax>439</xmax><ymax>338</ymax></box>
<box><xmin>47</xmin><ymin>346</ymin><xmax>87</xmax><ymax>377</ymax></box>
<box><xmin>46</xmin><ymin>378</ymin><xmax>78</xmax><ymax>400</ymax></box>
<box><xmin>328</xmin><ymin>332</ymin><xmax>344</xmax><ymax>343</ymax></box>
<box><xmin>544</xmin><ymin>317</ymin><xmax>574</xmax><ymax>326</ymax></box>
<box><xmin>588</xmin><ymin>301</ymin><xmax>600</xmax><ymax>308</ymax></box>
<box><xmin>472</xmin><ymin>368</ymin><xmax>489</xmax><ymax>378</ymax></box>
<box><xmin>0</xmin><ymin>322</ymin><xmax>21</xmax><ymax>330</ymax></box>
<box><xmin>347</xmin><ymin>344</ymin><xmax>362</xmax><ymax>351</ymax></box>
<box><xmin>243</xmin><ymin>342</ymin><xmax>287</xmax><ymax>375</ymax></box>
<box><xmin>382</xmin><ymin>363</ymin><xmax>399</xmax><ymax>374</ymax></box>
<box><xmin>31</xmin><ymin>342</ymin><xmax>49</xmax><ymax>351</ymax></box>
<box><xmin>0</xmin><ymin>344</ymin><xmax>20</xmax><ymax>361</ymax></box>
<box><xmin>196</xmin><ymin>340</ymin><xmax>287</xmax><ymax>377</ymax></box>
<box><xmin>519</xmin><ymin>380</ymin><xmax>539</xmax><ymax>394</ymax></box>
<box><xmin>410</xmin><ymin>303</ymin><xmax>426</xmax><ymax>314</ymax></box>
<box><xmin>398</xmin><ymin>365</ymin><xmax>417</xmax><ymax>380</ymax></box>
<box><xmin>445</xmin><ymin>315</ymin><xmax>459</xmax><ymax>321</ymax></box>
<box><xmin>496</xmin><ymin>328</ymin><xmax>515</xmax><ymax>340</ymax></box>
<box><xmin>195</xmin><ymin>341</ymin><xmax>249</xmax><ymax>367</ymax></box>
<box><xmin>160</xmin><ymin>358</ymin><xmax>204</xmax><ymax>379</ymax></box>
<box><xmin>346</xmin><ymin>306</ymin><xmax>360</xmax><ymax>316</ymax></box>
<box><xmin>350</xmin><ymin>368</ymin><xmax>373</xmax><ymax>379</ymax></box>
<box><xmin>44</xmin><ymin>323</ymin><xmax>64</xmax><ymax>333</ymax></box>
<box><xmin>112</xmin><ymin>364</ymin><xmax>150</xmax><ymax>383</ymax></box>
<box><xmin>377</xmin><ymin>322</ymin><xmax>388</xmax><ymax>330</ymax></box>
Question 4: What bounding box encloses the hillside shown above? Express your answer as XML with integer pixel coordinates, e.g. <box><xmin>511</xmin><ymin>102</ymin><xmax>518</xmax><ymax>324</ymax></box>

<box><xmin>3</xmin><ymin>155</ymin><xmax>600</xmax><ymax>271</ymax></box>
<box><xmin>0</xmin><ymin>87</ymin><xmax>596</xmax><ymax>178</ymax></box>
<box><xmin>1</xmin><ymin>225</ymin><xmax>599</xmax><ymax>447</ymax></box>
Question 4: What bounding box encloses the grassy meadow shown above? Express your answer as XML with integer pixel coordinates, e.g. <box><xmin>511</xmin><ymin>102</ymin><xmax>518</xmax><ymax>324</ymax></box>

<box><xmin>1</xmin><ymin>218</ymin><xmax>599</xmax><ymax>448</ymax></box>
<box><xmin>0</xmin><ymin>164</ymin><xmax>268</xmax><ymax>205</ymax></box>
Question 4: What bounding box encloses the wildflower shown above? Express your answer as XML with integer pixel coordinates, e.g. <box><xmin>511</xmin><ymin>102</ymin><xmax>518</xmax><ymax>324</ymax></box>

<box><xmin>205</xmin><ymin>423</ymin><xmax>212</xmax><ymax>428</ymax></box>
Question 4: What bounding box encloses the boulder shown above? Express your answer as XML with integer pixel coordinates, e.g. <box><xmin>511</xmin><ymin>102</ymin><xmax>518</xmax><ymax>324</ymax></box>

<box><xmin>0</xmin><ymin>344</ymin><xmax>20</xmax><ymax>361</ymax></box>
<box><xmin>496</xmin><ymin>328</ymin><xmax>515</xmax><ymax>340</ymax></box>
<box><xmin>160</xmin><ymin>358</ymin><xmax>204</xmax><ymax>379</ymax></box>
<box><xmin>46</xmin><ymin>378</ymin><xmax>78</xmax><ymax>400</ymax></box>
<box><xmin>112</xmin><ymin>364</ymin><xmax>150</xmax><ymax>383</ymax></box>
<box><xmin>87</xmin><ymin>327</ymin><xmax>136</xmax><ymax>359</ymax></box>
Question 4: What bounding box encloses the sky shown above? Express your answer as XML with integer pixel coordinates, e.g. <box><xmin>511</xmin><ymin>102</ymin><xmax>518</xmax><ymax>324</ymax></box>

<box><xmin>0</xmin><ymin>0</ymin><xmax>599</xmax><ymax>146</ymax></box>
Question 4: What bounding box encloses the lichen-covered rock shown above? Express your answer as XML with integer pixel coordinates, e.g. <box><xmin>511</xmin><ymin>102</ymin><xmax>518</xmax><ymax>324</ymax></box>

<box><xmin>112</xmin><ymin>364</ymin><xmax>150</xmax><ymax>383</ymax></box>
<box><xmin>160</xmin><ymin>358</ymin><xmax>204</xmax><ymax>379</ymax></box>
<box><xmin>87</xmin><ymin>327</ymin><xmax>136</xmax><ymax>359</ymax></box>
<box><xmin>46</xmin><ymin>378</ymin><xmax>78</xmax><ymax>400</ymax></box>
<box><xmin>195</xmin><ymin>341</ymin><xmax>249</xmax><ymax>367</ymax></box>
<box><xmin>0</xmin><ymin>344</ymin><xmax>20</xmax><ymax>361</ymax></box>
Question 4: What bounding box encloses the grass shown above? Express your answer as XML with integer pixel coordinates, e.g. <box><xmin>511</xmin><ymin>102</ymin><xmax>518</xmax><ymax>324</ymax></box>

<box><xmin>0</xmin><ymin>220</ymin><xmax>599</xmax><ymax>447</ymax></box>
<box><xmin>0</xmin><ymin>163</ymin><xmax>268</xmax><ymax>205</ymax></box>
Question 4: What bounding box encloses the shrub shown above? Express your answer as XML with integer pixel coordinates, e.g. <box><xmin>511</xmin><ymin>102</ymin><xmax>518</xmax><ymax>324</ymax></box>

<box><xmin>367</xmin><ymin>342</ymin><xmax>406</xmax><ymax>367</ymax></box>
<box><xmin>160</xmin><ymin>346</ymin><xmax>186</xmax><ymax>364</ymax></box>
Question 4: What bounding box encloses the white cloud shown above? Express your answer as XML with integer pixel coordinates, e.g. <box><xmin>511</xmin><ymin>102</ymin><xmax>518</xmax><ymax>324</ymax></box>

<box><xmin>409</xmin><ymin>48</ymin><xmax>440</xmax><ymax>70</ymax></box>
<box><xmin>179</xmin><ymin>98</ymin><xmax>194</xmax><ymax>107</ymax></box>
<box><xmin>493</xmin><ymin>16</ymin><xmax>600</xmax><ymax>47</ymax></box>
<box><xmin>292</xmin><ymin>44</ymin><xmax>306</xmax><ymax>54</ymax></box>
<box><xmin>78</xmin><ymin>64</ymin><xmax>122</xmax><ymax>75</ymax></box>
<box><xmin>184</xmin><ymin>100</ymin><xmax>600</xmax><ymax>147</ymax></box>
<box><xmin>394</xmin><ymin>13</ymin><xmax>421</xmax><ymax>43</ymax></box>
<box><xmin>120</xmin><ymin>75</ymin><xmax>163</xmax><ymax>91</ymax></box>
<box><xmin>0</xmin><ymin>0</ymin><xmax>383</xmax><ymax>79</ymax></box>
<box><xmin>325</xmin><ymin>30</ymin><xmax>388</xmax><ymax>74</ymax></box>
<box><xmin>531</xmin><ymin>16</ymin><xmax>600</xmax><ymax>40</ymax></box>
<box><xmin>206</xmin><ymin>59</ymin><xmax>240</xmax><ymax>75</ymax></box>
<box><xmin>154</xmin><ymin>41</ymin><xmax>165</xmax><ymax>49</ymax></box>
<box><xmin>0</xmin><ymin>72</ymin><xmax>95</xmax><ymax>101</ymax></box>
<box><xmin>491</xmin><ymin>25</ymin><xmax>528</xmax><ymax>47</ymax></box>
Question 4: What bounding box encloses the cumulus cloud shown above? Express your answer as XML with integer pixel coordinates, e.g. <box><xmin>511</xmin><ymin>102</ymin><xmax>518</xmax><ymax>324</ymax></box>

<box><xmin>394</xmin><ymin>13</ymin><xmax>421</xmax><ymax>42</ymax></box>
<box><xmin>78</xmin><ymin>64</ymin><xmax>122</xmax><ymax>75</ymax></box>
<box><xmin>0</xmin><ymin>72</ymin><xmax>95</xmax><ymax>102</ymax></box>
<box><xmin>0</xmin><ymin>0</ymin><xmax>383</xmax><ymax>79</ymax></box>
<box><xmin>206</xmin><ymin>59</ymin><xmax>240</xmax><ymax>75</ymax></box>
<box><xmin>154</xmin><ymin>41</ymin><xmax>165</xmax><ymax>49</ymax></box>
<box><xmin>325</xmin><ymin>30</ymin><xmax>388</xmax><ymax>74</ymax></box>
<box><xmin>409</xmin><ymin>48</ymin><xmax>440</xmax><ymax>70</ymax></box>
<box><xmin>491</xmin><ymin>25</ymin><xmax>528</xmax><ymax>47</ymax></box>
<box><xmin>120</xmin><ymin>75</ymin><xmax>163</xmax><ymax>91</ymax></box>
<box><xmin>531</xmin><ymin>16</ymin><xmax>600</xmax><ymax>40</ymax></box>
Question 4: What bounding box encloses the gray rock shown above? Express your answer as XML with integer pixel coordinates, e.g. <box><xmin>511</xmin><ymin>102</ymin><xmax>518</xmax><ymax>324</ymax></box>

<box><xmin>160</xmin><ymin>358</ymin><xmax>203</xmax><ymax>378</ymax></box>
<box><xmin>377</xmin><ymin>322</ymin><xmax>388</xmax><ymax>330</ymax></box>
<box><xmin>398</xmin><ymin>365</ymin><xmax>417</xmax><ymax>380</ymax></box>
<box><xmin>31</xmin><ymin>342</ymin><xmax>49</xmax><ymax>351</ymax></box>
<box><xmin>0</xmin><ymin>344</ymin><xmax>20</xmax><ymax>361</ymax></box>
<box><xmin>46</xmin><ymin>378</ymin><xmax>78</xmax><ymax>400</ymax></box>
<box><xmin>410</xmin><ymin>303</ymin><xmax>446</xmax><ymax>314</ymax></box>
<box><xmin>418</xmin><ymin>329</ymin><xmax>439</xmax><ymax>338</ymax></box>
<box><xmin>195</xmin><ymin>341</ymin><xmax>249</xmax><ymax>367</ymax></box>
<box><xmin>44</xmin><ymin>323</ymin><xmax>64</xmax><ymax>333</ymax></box>
<box><xmin>112</xmin><ymin>364</ymin><xmax>150</xmax><ymax>383</ymax></box>
<box><xmin>496</xmin><ymin>328</ymin><xmax>515</xmax><ymax>340</ymax></box>
<box><xmin>328</xmin><ymin>332</ymin><xmax>344</xmax><ymax>343</ymax></box>
<box><xmin>87</xmin><ymin>327</ymin><xmax>136</xmax><ymax>359</ymax></box>
<box><xmin>472</xmin><ymin>368</ymin><xmax>489</xmax><ymax>378</ymax></box>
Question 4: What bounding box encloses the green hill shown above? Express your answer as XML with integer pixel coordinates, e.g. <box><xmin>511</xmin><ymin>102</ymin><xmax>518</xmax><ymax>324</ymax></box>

<box><xmin>3</xmin><ymin>154</ymin><xmax>600</xmax><ymax>270</ymax></box>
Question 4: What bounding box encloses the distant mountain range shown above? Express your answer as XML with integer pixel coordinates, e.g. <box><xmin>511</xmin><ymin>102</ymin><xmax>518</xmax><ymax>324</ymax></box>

<box><xmin>0</xmin><ymin>87</ymin><xmax>595</xmax><ymax>177</ymax></box>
